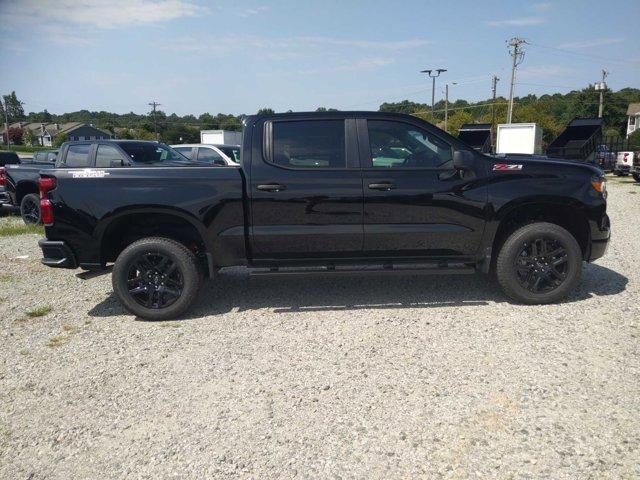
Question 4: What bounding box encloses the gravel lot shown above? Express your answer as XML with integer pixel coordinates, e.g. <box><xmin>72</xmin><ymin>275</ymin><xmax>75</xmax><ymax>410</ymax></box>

<box><xmin>1</xmin><ymin>177</ymin><xmax>638</xmax><ymax>479</ymax></box>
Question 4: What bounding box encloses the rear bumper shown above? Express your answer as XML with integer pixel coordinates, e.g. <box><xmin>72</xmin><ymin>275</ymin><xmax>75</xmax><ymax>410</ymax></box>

<box><xmin>588</xmin><ymin>213</ymin><xmax>610</xmax><ymax>262</ymax></box>
<box><xmin>0</xmin><ymin>187</ymin><xmax>14</xmax><ymax>206</ymax></box>
<box><xmin>38</xmin><ymin>239</ymin><xmax>78</xmax><ymax>269</ymax></box>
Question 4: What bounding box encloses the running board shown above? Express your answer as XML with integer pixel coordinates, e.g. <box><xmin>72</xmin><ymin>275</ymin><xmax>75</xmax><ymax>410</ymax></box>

<box><xmin>250</xmin><ymin>264</ymin><xmax>476</xmax><ymax>277</ymax></box>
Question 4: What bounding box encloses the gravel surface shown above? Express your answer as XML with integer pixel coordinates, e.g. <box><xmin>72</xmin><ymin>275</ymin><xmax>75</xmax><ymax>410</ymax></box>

<box><xmin>1</xmin><ymin>177</ymin><xmax>638</xmax><ymax>479</ymax></box>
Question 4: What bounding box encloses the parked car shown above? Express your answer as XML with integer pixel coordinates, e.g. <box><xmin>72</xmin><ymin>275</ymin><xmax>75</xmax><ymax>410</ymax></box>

<box><xmin>614</xmin><ymin>150</ymin><xmax>635</xmax><ymax>176</ymax></box>
<box><xmin>595</xmin><ymin>145</ymin><xmax>616</xmax><ymax>171</ymax></box>
<box><xmin>632</xmin><ymin>152</ymin><xmax>640</xmax><ymax>182</ymax></box>
<box><xmin>0</xmin><ymin>151</ymin><xmax>21</xmax><ymax>210</ymax></box>
<box><xmin>3</xmin><ymin>140</ymin><xmax>193</xmax><ymax>224</ymax></box>
<box><xmin>38</xmin><ymin>111</ymin><xmax>610</xmax><ymax>320</ymax></box>
<box><xmin>171</xmin><ymin>144</ymin><xmax>240</xmax><ymax>166</ymax></box>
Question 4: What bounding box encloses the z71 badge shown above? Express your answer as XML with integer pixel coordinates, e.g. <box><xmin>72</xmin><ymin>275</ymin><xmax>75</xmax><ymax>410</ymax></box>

<box><xmin>493</xmin><ymin>163</ymin><xmax>523</xmax><ymax>171</ymax></box>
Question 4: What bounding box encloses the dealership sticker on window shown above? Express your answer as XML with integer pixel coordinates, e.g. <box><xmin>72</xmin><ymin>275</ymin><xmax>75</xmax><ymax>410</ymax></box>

<box><xmin>493</xmin><ymin>163</ymin><xmax>523</xmax><ymax>171</ymax></box>
<box><xmin>70</xmin><ymin>169</ymin><xmax>110</xmax><ymax>178</ymax></box>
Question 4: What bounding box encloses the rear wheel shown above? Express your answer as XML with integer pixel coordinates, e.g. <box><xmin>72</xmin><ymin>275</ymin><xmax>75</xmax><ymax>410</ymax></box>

<box><xmin>633</xmin><ymin>173</ymin><xmax>640</xmax><ymax>183</ymax></box>
<box><xmin>112</xmin><ymin>237</ymin><xmax>202</xmax><ymax>320</ymax></box>
<box><xmin>20</xmin><ymin>194</ymin><xmax>41</xmax><ymax>225</ymax></box>
<box><xmin>496</xmin><ymin>222</ymin><xmax>582</xmax><ymax>304</ymax></box>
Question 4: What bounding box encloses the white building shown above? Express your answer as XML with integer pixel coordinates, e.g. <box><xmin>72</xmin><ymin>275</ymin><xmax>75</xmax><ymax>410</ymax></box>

<box><xmin>627</xmin><ymin>103</ymin><xmax>640</xmax><ymax>138</ymax></box>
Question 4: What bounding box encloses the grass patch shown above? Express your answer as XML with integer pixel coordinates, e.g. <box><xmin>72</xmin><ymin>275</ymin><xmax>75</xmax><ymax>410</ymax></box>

<box><xmin>160</xmin><ymin>323</ymin><xmax>183</xmax><ymax>328</ymax></box>
<box><xmin>0</xmin><ymin>274</ymin><xmax>15</xmax><ymax>283</ymax></box>
<box><xmin>19</xmin><ymin>349</ymin><xmax>29</xmax><ymax>356</ymax></box>
<box><xmin>0</xmin><ymin>217</ymin><xmax>44</xmax><ymax>238</ymax></box>
<box><xmin>62</xmin><ymin>324</ymin><xmax>79</xmax><ymax>333</ymax></box>
<box><xmin>26</xmin><ymin>305</ymin><xmax>52</xmax><ymax>318</ymax></box>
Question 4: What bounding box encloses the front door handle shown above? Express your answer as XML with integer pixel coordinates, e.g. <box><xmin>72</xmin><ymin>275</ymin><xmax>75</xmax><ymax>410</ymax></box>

<box><xmin>257</xmin><ymin>183</ymin><xmax>287</xmax><ymax>192</ymax></box>
<box><xmin>368</xmin><ymin>182</ymin><xmax>396</xmax><ymax>191</ymax></box>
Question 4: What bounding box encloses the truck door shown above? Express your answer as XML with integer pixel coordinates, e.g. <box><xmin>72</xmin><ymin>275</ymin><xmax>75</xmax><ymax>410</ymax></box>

<box><xmin>358</xmin><ymin>117</ymin><xmax>487</xmax><ymax>260</ymax></box>
<box><xmin>249</xmin><ymin>117</ymin><xmax>363</xmax><ymax>262</ymax></box>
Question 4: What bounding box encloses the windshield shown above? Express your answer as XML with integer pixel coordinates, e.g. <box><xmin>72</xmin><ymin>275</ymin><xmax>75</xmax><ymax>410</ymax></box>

<box><xmin>118</xmin><ymin>143</ymin><xmax>190</xmax><ymax>164</ymax></box>
<box><xmin>218</xmin><ymin>146</ymin><xmax>241</xmax><ymax>163</ymax></box>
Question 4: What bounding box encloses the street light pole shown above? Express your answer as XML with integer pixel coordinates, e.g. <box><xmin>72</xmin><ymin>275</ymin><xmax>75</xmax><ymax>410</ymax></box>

<box><xmin>1</xmin><ymin>95</ymin><xmax>9</xmax><ymax>147</ymax></box>
<box><xmin>421</xmin><ymin>68</ymin><xmax>447</xmax><ymax>115</ymax></box>
<box><xmin>444</xmin><ymin>82</ymin><xmax>457</xmax><ymax>132</ymax></box>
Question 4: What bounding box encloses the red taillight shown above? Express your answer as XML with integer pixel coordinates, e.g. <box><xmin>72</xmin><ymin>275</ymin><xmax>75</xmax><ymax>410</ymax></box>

<box><xmin>39</xmin><ymin>176</ymin><xmax>56</xmax><ymax>226</ymax></box>
<box><xmin>623</xmin><ymin>153</ymin><xmax>629</xmax><ymax>163</ymax></box>
<box><xmin>0</xmin><ymin>167</ymin><xmax>5</xmax><ymax>187</ymax></box>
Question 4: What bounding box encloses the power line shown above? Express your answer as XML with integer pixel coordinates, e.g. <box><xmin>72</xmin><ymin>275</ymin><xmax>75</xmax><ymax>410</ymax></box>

<box><xmin>527</xmin><ymin>41</ymin><xmax>639</xmax><ymax>66</ymax></box>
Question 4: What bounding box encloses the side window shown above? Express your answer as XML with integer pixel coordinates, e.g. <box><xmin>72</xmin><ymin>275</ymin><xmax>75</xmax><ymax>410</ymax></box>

<box><xmin>173</xmin><ymin>146</ymin><xmax>194</xmax><ymax>160</ymax></box>
<box><xmin>65</xmin><ymin>144</ymin><xmax>91</xmax><ymax>167</ymax></box>
<box><xmin>96</xmin><ymin>144</ymin><xmax>125</xmax><ymax>167</ymax></box>
<box><xmin>271</xmin><ymin>120</ymin><xmax>345</xmax><ymax>169</ymax></box>
<box><xmin>197</xmin><ymin>147</ymin><xmax>226</xmax><ymax>166</ymax></box>
<box><xmin>367</xmin><ymin>120</ymin><xmax>453</xmax><ymax>169</ymax></box>
<box><xmin>35</xmin><ymin>152</ymin><xmax>45</xmax><ymax>162</ymax></box>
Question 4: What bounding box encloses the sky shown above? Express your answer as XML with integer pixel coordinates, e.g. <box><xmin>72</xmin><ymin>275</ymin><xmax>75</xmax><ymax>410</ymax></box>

<box><xmin>0</xmin><ymin>0</ymin><xmax>639</xmax><ymax>117</ymax></box>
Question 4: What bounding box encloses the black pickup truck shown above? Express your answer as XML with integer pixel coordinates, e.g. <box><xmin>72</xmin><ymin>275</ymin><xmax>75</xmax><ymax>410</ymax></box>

<box><xmin>2</xmin><ymin>140</ymin><xmax>193</xmax><ymax>223</ymax></box>
<box><xmin>37</xmin><ymin>112</ymin><xmax>610</xmax><ymax>320</ymax></box>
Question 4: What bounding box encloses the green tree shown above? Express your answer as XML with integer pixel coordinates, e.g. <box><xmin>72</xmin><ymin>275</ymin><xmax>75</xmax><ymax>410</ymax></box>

<box><xmin>53</xmin><ymin>132</ymin><xmax>68</xmax><ymax>147</ymax></box>
<box><xmin>23</xmin><ymin>129</ymin><xmax>37</xmax><ymax>146</ymax></box>
<box><xmin>2</xmin><ymin>91</ymin><xmax>25</xmax><ymax>123</ymax></box>
<box><xmin>628</xmin><ymin>130</ymin><xmax>640</xmax><ymax>150</ymax></box>
<box><xmin>257</xmin><ymin>108</ymin><xmax>275</xmax><ymax>115</ymax></box>
<box><xmin>445</xmin><ymin>111</ymin><xmax>474</xmax><ymax>136</ymax></box>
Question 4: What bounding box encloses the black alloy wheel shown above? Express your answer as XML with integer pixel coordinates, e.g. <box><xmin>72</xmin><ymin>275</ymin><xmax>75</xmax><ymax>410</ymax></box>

<box><xmin>514</xmin><ymin>238</ymin><xmax>568</xmax><ymax>294</ymax></box>
<box><xmin>126</xmin><ymin>252</ymin><xmax>184</xmax><ymax>309</ymax></box>
<box><xmin>20</xmin><ymin>194</ymin><xmax>41</xmax><ymax>224</ymax></box>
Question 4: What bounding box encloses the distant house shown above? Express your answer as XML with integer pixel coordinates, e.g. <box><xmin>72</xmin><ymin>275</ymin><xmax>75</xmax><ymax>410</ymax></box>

<box><xmin>627</xmin><ymin>103</ymin><xmax>640</xmax><ymax>138</ymax></box>
<box><xmin>2</xmin><ymin>122</ymin><xmax>112</xmax><ymax>146</ymax></box>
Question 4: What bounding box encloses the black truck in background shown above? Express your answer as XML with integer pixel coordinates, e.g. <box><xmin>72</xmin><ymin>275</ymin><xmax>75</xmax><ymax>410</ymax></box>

<box><xmin>0</xmin><ymin>140</ymin><xmax>194</xmax><ymax>224</ymax></box>
<box><xmin>37</xmin><ymin>112</ymin><xmax>610</xmax><ymax>320</ymax></box>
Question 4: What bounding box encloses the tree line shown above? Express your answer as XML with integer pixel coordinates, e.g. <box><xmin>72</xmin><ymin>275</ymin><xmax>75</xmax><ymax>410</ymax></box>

<box><xmin>2</xmin><ymin>87</ymin><xmax>639</xmax><ymax>148</ymax></box>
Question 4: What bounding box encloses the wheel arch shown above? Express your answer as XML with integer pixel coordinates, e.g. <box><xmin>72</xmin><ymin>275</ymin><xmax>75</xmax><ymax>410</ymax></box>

<box><xmin>489</xmin><ymin>198</ymin><xmax>591</xmax><ymax>270</ymax></box>
<box><xmin>15</xmin><ymin>181</ymin><xmax>39</xmax><ymax>204</ymax></box>
<box><xmin>96</xmin><ymin>207</ymin><xmax>216</xmax><ymax>276</ymax></box>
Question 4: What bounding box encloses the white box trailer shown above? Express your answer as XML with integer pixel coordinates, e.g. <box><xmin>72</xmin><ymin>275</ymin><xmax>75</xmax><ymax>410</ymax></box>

<box><xmin>496</xmin><ymin>123</ymin><xmax>543</xmax><ymax>155</ymax></box>
<box><xmin>200</xmin><ymin>130</ymin><xmax>242</xmax><ymax>145</ymax></box>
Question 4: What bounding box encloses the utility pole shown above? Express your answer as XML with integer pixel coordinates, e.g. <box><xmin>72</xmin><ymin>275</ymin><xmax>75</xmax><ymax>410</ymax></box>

<box><xmin>1</xmin><ymin>95</ymin><xmax>10</xmax><ymax>148</ymax></box>
<box><xmin>491</xmin><ymin>75</ymin><xmax>500</xmax><ymax>147</ymax></box>
<box><xmin>148</xmin><ymin>101</ymin><xmax>161</xmax><ymax>141</ymax></box>
<box><xmin>421</xmin><ymin>68</ymin><xmax>447</xmax><ymax>115</ymax></box>
<box><xmin>444</xmin><ymin>82</ymin><xmax>457</xmax><ymax>132</ymax></box>
<box><xmin>507</xmin><ymin>38</ymin><xmax>526</xmax><ymax>124</ymax></box>
<box><xmin>596</xmin><ymin>69</ymin><xmax>608</xmax><ymax>118</ymax></box>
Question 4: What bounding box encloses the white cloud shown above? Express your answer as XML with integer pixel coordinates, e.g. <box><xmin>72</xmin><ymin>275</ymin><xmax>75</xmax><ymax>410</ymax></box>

<box><xmin>239</xmin><ymin>6</ymin><xmax>268</xmax><ymax>17</ymax></box>
<box><xmin>532</xmin><ymin>2</ymin><xmax>552</xmax><ymax>12</ymax></box>
<box><xmin>486</xmin><ymin>17</ymin><xmax>547</xmax><ymax>27</ymax></box>
<box><xmin>0</xmin><ymin>0</ymin><xmax>206</xmax><ymax>31</ymax></box>
<box><xmin>557</xmin><ymin>37</ymin><xmax>624</xmax><ymax>49</ymax></box>
<box><xmin>297</xmin><ymin>58</ymin><xmax>395</xmax><ymax>75</ymax></box>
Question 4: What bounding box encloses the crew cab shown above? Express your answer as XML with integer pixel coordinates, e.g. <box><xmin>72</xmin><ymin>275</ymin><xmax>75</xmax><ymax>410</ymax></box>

<box><xmin>3</xmin><ymin>140</ymin><xmax>193</xmax><ymax>224</ymax></box>
<box><xmin>37</xmin><ymin>112</ymin><xmax>610</xmax><ymax>320</ymax></box>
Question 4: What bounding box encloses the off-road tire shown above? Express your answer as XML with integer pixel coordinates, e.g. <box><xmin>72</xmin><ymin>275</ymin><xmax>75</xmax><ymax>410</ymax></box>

<box><xmin>112</xmin><ymin>237</ymin><xmax>202</xmax><ymax>320</ymax></box>
<box><xmin>496</xmin><ymin>222</ymin><xmax>582</xmax><ymax>304</ymax></box>
<box><xmin>633</xmin><ymin>172</ymin><xmax>640</xmax><ymax>183</ymax></box>
<box><xmin>20</xmin><ymin>194</ymin><xmax>41</xmax><ymax>225</ymax></box>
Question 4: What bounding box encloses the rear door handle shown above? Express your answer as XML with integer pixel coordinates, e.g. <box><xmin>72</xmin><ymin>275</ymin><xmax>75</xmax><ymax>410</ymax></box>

<box><xmin>257</xmin><ymin>183</ymin><xmax>287</xmax><ymax>192</ymax></box>
<box><xmin>368</xmin><ymin>182</ymin><xmax>396</xmax><ymax>191</ymax></box>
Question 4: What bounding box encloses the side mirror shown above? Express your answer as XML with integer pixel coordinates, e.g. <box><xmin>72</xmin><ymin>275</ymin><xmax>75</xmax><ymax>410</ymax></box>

<box><xmin>109</xmin><ymin>159</ymin><xmax>126</xmax><ymax>167</ymax></box>
<box><xmin>453</xmin><ymin>150</ymin><xmax>475</xmax><ymax>171</ymax></box>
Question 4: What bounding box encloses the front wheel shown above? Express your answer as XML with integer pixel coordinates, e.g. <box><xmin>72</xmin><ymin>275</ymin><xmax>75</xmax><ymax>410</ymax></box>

<box><xmin>496</xmin><ymin>222</ymin><xmax>582</xmax><ymax>304</ymax></box>
<box><xmin>112</xmin><ymin>237</ymin><xmax>202</xmax><ymax>320</ymax></box>
<box><xmin>20</xmin><ymin>194</ymin><xmax>41</xmax><ymax>225</ymax></box>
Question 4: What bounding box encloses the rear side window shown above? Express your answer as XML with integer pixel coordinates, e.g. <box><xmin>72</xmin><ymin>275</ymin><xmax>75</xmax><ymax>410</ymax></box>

<box><xmin>173</xmin><ymin>146</ymin><xmax>194</xmax><ymax>160</ymax></box>
<box><xmin>95</xmin><ymin>144</ymin><xmax>125</xmax><ymax>167</ymax></box>
<box><xmin>65</xmin><ymin>144</ymin><xmax>91</xmax><ymax>167</ymax></box>
<box><xmin>197</xmin><ymin>147</ymin><xmax>226</xmax><ymax>166</ymax></box>
<box><xmin>270</xmin><ymin>120</ymin><xmax>345</xmax><ymax>169</ymax></box>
